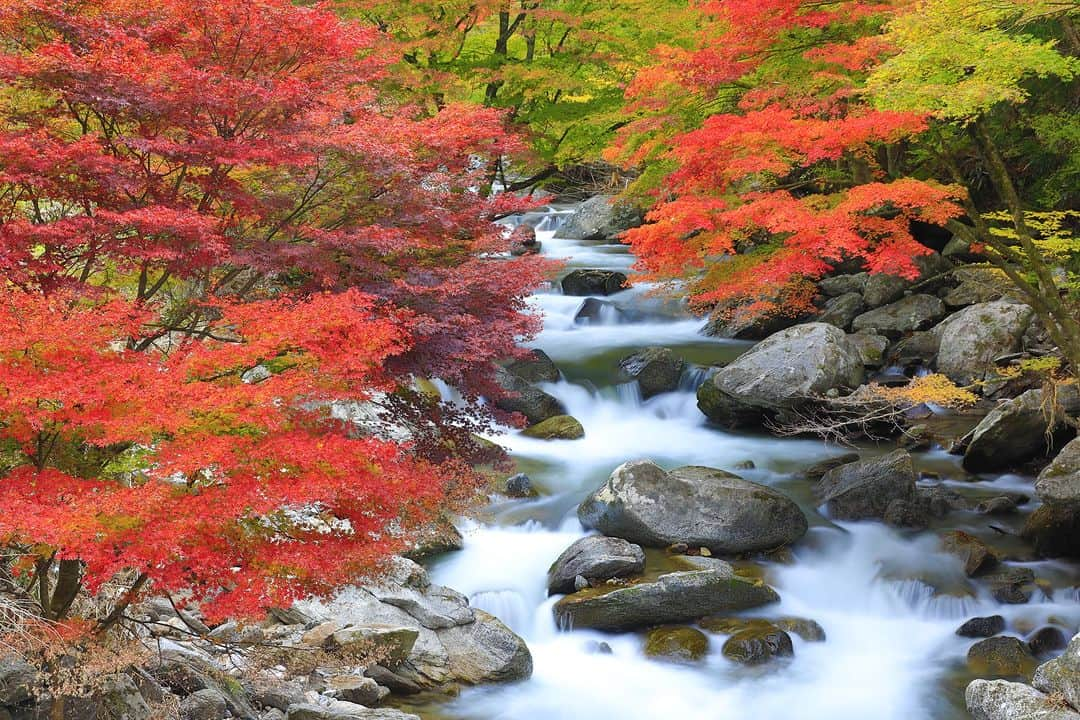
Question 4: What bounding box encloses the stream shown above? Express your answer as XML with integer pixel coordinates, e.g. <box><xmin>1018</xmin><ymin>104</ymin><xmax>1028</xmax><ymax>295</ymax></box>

<box><xmin>411</xmin><ymin>202</ymin><xmax>1080</xmax><ymax>720</ymax></box>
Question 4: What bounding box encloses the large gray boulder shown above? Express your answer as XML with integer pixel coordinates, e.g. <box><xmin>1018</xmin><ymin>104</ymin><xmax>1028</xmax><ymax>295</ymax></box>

<box><xmin>1034</xmin><ymin>633</ymin><xmax>1080</xmax><ymax>711</ymax></box>
<box><xmin>618</xmin><ymin>347</ymin><xmax>685</xmax><ymax>398</ymax></box>
<box><xmin>434</xmin><ymin>610</ymin><xmax>533</xmax><ymax>684</ymax></box>
<box><xmin>963</xmin><ymin>386</ymin><xmax>1080</xmax><ymax>472</ymax></box>
<box><xmin>578</xmin><ymin>460</ymin><xmax>808</xmax><ymax>554</ymax></box>
<box><xmin>1025</xmin><ymin>438</ymin><xmax>1080</xmax><ymax>557</ymax></box>
<box><xmin>863</xmin><ymin>274</ymin><xmax>911</xmax><ymax>308</ymax></box>
<box><xmin>552</xmin><ymin>565</ymin><xmax>779</xmax><ymax>631</ymax></box>
<box><xmin>933</xmin><ymin>300</ymin><xmax>1035</xmax><ymax>386</ymax></box>
<box><xmin>703</xmin><ymin>293</ymin><xmax>806</xmax><ymax>340</ymax></box>
<box><xmin>1034</xmin><ymin>437</ymin><xmax>1080</xmax><ymax>509</ymax></box>
<box><xmin>851</xmin><ymin>294</ymin><xmax>946</xmax><ymax>337</ymax></box>
<box><xmin>696</xmin><ymin>323</ymin><xmax>864</xmax><ymax>427</ymax></box>
<box><xmin>554</xmin><ymin>196</ymin><xmax>644</xmax><ymax>241</ymax></box>
<box><xmin>966</xmin><ymin>679</ymin><xmax>1080</xmax><ymax>720</ymax></box>
<box><xmin>817</xmin><ymin>292</ymin><xmax>865</xmax><ymax>330</ymax></box>
<box><xmin>818</xmin><ymin>450</ymin><xmax>917</xmax><ymax>521</ymax></box>
<box><xmin>493</xmin><ymin>367</ymin><xmax>565</xmax><ymax>425</ymax></box>
<box><xmin>547</xmin><ymin>536</ymin><xmax>646</xmax><ymax>595</ymax></box>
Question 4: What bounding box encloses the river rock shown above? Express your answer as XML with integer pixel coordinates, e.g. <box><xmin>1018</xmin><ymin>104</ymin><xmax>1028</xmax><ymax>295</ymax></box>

<box><xmin>493</xmin><ymin>367</ymin><xmax>565</xmax><ymax>425</ymax></box>
<box><xmin>957</xmin><ymin>615</ymin><xmax>1006</xmax><ymax>638</ymax></box>
<box><xmin>286</xmin><ymin>702</ymin><xmax>420</xmax><ymax>720</ymax></box>
<box><xmin>1034</xmin><ymin>633</ymin><xmax>1080</xmax><ymax>710</ymax></box>
<box><xmin>820</xmin><ymin>273</ymin><xmax>868</xmax><ymax>297</ymax></box>
<box><xmin>941</xmin><ymin>531</ymin><xmax>999</xmax><ymax>577</ymax></box>
<box><xmin>560</xmin><ymin>269</ymin><xmax>628</xmax><ymax>296</ymax></box>
<box><xmin>697</xmin><ymin>323</ymin><xmax>864</xmax><ymax>427</ymax></box>
<box><xmin>802</xmin><ymin>453</ymin><xmax>860</xmax><ymax>482</ymax></box>
<box><xmin>817</xmin><ymin>292</ymin><xmax>865</xmax><ymax>331</ymax></box>
<box><xmin>324</xmin><ymin>676</ymin><xmax>389</xmax><ymax>707</ymax></box>
<box><xmin>704</xmin><ymin>294</ymin><xmax>805</xmax><ymax>340</ymax></box>
<box><xmin>618</xmin><ymin>347</ymin><xmax>685</xmax><ymax>398</ymax></box>
<box><xmin>179</xmin><ymin>688</ymin><xmax>227</xmax><ymax>720</ymax></box>
<box><xmin>851</xmin><ymin>294</ymin><xmax>947</xmax><ymax>337</ymax></box>
<box><xmin>943</xmin><ymin>268</ymin><xmax>1012</xmax><ymax>309</ymax></box>
<box><xmin>521</xmin><ymin>415</ymin><xmax>585</xmax><ymax>440</ymax></box>
<box><xmin>574</xmin><ymin>297</ymin><xmax>626</xmax><ymax>325</ymax></box>
<box><xmin>552</xmin><ymin>566</ymin><xmax>779</xmax><ymax>631</ymax></box>
<box><xmin>643</xmin><ymin>626</ymin><xmax>710</xmax><ymax>663</ymax></box>
<box><xmin>504</xmin><ymin>473</ymin><xmax>535</xmax><ymax>498</ymax></box>
<box><xmin>968</xmin><ymin>636</ymin><xmax>1037</xmax><ymax>678</ymax></box>
<box><xmin>890</xmin><ymin>331</ymin><xmax>940</xmax><ymax>368</ymax></box>
<box><xmin>554</xmin><ymin>195</ymin><xmax>644</xmax><ymax>241</ymax></box>
<box><xmin>721</xmin><ymin>624</ymin><xmax>794</xmax><ymax>665</ymax></box>
<box><xmin>848</xmin><ymin>333</ymin><xmax>889</xmax><ymax>368</ymax></box>
<box><xmin>547</xmin><ymin>536</ymin><xmax>646</xmax><ymax>595</ymax></box>
<box><xmin>578</xmin><ymin>460</ymin><xmax>808</xmax><ymax>554</ymax></box>
<box><xmin>818</xmin><ymin>449</ymin><xmax>916</xmax><ymax>521</ymax></box>
<box><xmin>862</xmin><ymin>273</ymin><xmax>911</xmax><ymax>308</ymax></box>
<box><xmin>933</xmin><ymin>300</ymin><xmax>1035</xmax><ymax>386</ymax></box>
<box><xmin>504</xmin><ymin>349</ymin><xmax>560</xmax><ymax>384</ymax></box>
<box><xmin>1034</xmin><ymin>437</ymin><xmax>1080</xmax><ymax>509</ymax></box>
<box><xmin>1022</xmin><ymin>438</ymin><xmax>1080</xmax><ymax>558</ymax></box>
<box><xmin>1028</xmin><ymin>627</ymin><xmax>1068</xmax><ymax>657</ymax></box>
<box><xmin>982</xmin><ymin>566</ymin><xmax>1038</xmax><ymax>605</ymax></box>
<box><xmin>966</xmin><ymin>679</ymin><xmax>1080</xmax><ymax>720</ymax></box>
<box><xmin>100</xmin><ymin>674</ymin><xmax>151</xmax><ymax>720</ymax></box>
<box><xmin>433</xmin><ymin>610</ymin><xmax>533</xmax><ymax>684</ymax></box>
<box><xmin>963</xmin><ymin>386</ymin><xmax>1080</xmax><ymax>472</ymax></box>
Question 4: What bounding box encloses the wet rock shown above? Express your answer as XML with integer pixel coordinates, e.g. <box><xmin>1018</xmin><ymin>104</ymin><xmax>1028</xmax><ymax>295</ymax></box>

<box><xmin>584</xmin><ymin>640</ymin><xmax>613</xmax><ymax>655</ymax></box>
<box><xmin>521</xmin><ymin>415</ymin><xmax>585</xmax><ymax>440</ymax></box>
<box><xmin>553</xmin><ymin>566</ymin><xmax>779</xmax><ymax>631</ymax></box>
<box><xmin>504</xmin><ymin>473</ymin><xmax>535</xmax><ymax>498</ymax></box>
<box><xmin>721</xmin><ymin>624</ymin><xmax>794</xmax><ymax>665</ymax></box>
<box><xmin>504</xmin><ymin>349</ymin><xmax>560</xmax><ymax>384</ymax></box>
<box><xmin>508</xmin><ymin>224</ymin><xmax>540</xmax><ymax>256</ymax></box>
<box><xmin>818</xmin><ymin>449</ymin><xmax>916</xmax><ymax>521</ymax></box>
<box><xmin>574</xmin><ymin>298</ymin><xmax>626</xmax><ymax>325</ymax></box>
<box><xmin>0</xmin><ymin>655</ymin><xmax>37</xmax><ymax>705</ymax></box>
<box><xmin>982</xmin><ymin>566</ymin><xmax>1038</xmax><ymax>605</ymax></box>
<box><xmin>324</xmin><ymin>676</ymin><xmax>390</xmax><ymax>706</ymax></box>
<box><xmin>966</xmin><ymin>679</ymin><xmax>1080</xmax><ymax>720</ymax></box>
<box><xmin>697</xmin><ymin>323</ymin><xmax>864</xmax><ymax>427</ymax></box>
<box><xmin>1033</xmin><ymin>632</ymin><xmax>1080</xmax><ymax>710</ymax></box>
<box><xmin>578</xmin><ymin>460</ymin><xmax>808</xmax><ymax>554</ymax></box>
<box><xmin>773</xmin><ymin>617</ymin><xmax>827</xmax><ymax>642</ymax></box>
<box><xmin>820</xmin><ymin>273</ymin><xmax>868</xmax><ymax>297</ymax></box>
<box><xmin>701</xmin><ymin>616</ymin><xmax>823</xmax><ymax>643</ymax></box>
<box><xmin>967</xmin><ymin>636</ymin><xmax>1037</xmax><ymax>678</ymax></box>
<box><xmin>817</xmin><ymin>292</ymin><xmax>865</xmax><ymax>331</ymax></box>
<box><xmin>802</xmin><ymin>453</ymin><xmax>861</xmax><ymax>482</ymax></box>
<box><xmin>1035</xmin><ymin>436</ymin><xmax>1080</xmax><ymax>510</ymax></box>
<box><xmin>862</xmin><ymin>273</ymin><xmax>911</xmax><ymax>308</ymax></box>
<box><xmin>851</xmin><ymin>294</ymin><xmax>947</xmax><ymax>337</ymax></box>
<box><xmin>554</xmin><ymin>195</ymin><xmax>644</xmax><ymax>241</ymax></box>
<box><xmin>180</xmin><ymin>688</ymin><xmax>228</xmax><ymax>720</ymax></box>
<box><xmin>976</xmin><ymin>496</ymin><xmax>1019</xmax><ymax>515</ymax></box>
<box><xmin>963</xmin><ymin>386</ymin><xmax>1080</xmax><ymax>473</ymax></box>
<box><xmin>1028</xmin><ymin>627</ymin><xmax>1069</xmax><ymax>657</ymax></box>
<box><xmin>493</xmin><ymin>367</ymin><xmax>566</xmax><ymax>425</ymax></box>
<box><xmin>957</xmin><ymin>615</ymin><xmax>1006</xmax><ymax>638</ymax></box>
<box><xmin>933</xmin><ymin>300</ymin><xmax>1035</xmax><ymax>386</ymax></box>
<box><xmin>285</xmin><ymin>702</ymin><xmax>420</xmax><ymax>720</ymax></box>
<box><xmin>941</xmin><ymin>531</ymin><xmax>999</xmax><ymax>577</ymax></box>
<box><xmin>848</xmin><ymin>333</ymin><xmax>890</xmax><ymax>368</ymax></box>
<box><xmin>618</xmin><ymin>347</ymin><xmax>685</xmax><ymax>399</ymax></box>
<box><xmin>643</xmin><ymin>626</ymin><xmax>710</xmax><ymax>663</ymax></box>
<box><xmin>1023</xmin><ymin>504</ymin><xmax>1080</xmax><ymax>558</ymax></box>
<box><xmin>560</xmin><ymin>269</ymin><xmax>628</xmax><ymax>296</ymax></box>
<box><xmin>547</xmin><ymin>536</ymin><xmax>646</xmax><ymax>595</ymax></box>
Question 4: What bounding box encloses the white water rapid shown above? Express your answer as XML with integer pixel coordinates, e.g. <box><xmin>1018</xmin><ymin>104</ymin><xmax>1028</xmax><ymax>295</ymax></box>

<box><xmin>413</xmin><ymin>203</ymin><xmax>1080</xmax><ymax>720</ymax></box>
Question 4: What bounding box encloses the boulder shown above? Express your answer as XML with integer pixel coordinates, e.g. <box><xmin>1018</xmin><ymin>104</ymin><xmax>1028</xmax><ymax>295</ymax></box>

<box><xmin>848</xmin><ymin>333</ymin><xmax>889</xmax><ymax>368</ymax></box>
<box><xmin>1023</xmin><ymin>504</ymin><xmax>1080</xmax><ymax>558</ymax></box>
<box><xmin>820</xmin><ymin>273</ymin><xmax>868</xmax><ymax>297</ymax></box>
<box><xmin>862</xmin><ymin>273</ymin><xmax>911</xmax><ymax>308</ymax></box>
<box><xmin>967</xmin><ymin>636</ymin><xmax>1037</xmax><ymax>678</ymax></box>
<box><xmin>149</xmin><ymin>650</ymin><xmax>258</xmax><ymax>719</ymax></box>
<box><xmin>433</xmin><ymin>610</ymin><xmax>533</xmax><ymax>684</ymax></box>
<box><xmin>578</xmin><ymin>460</ymin><xmax>808</xmax><ymax>554</ymax></box>
<box><xmin>963</xmin><ymin>386</ymin><xmax>1080</xmax><ymax>472</ymax></box>
<box><xmin>643</xmin><ymin>626</ymin><xmax>709</xmax><ymax>663</ymax></box>
<box><xmin>324</xmin><ymin>676</ymin><xmax>389</xmax><ymax>707</ymax></box>
<box><xmin>957</xmin><ymin>615</ymin><xmax>1006</xmax><ymax>639</ymax></box>
<box><xmin>0</xmin><ymin>655</ymin><xmax>36</xmax><ymax>706</ymax></box>
<box><xmin>493</xmin><ymin>368</ymin><xmax>565</xmax><ymax>425</ymax></box>
<box><xmin>966</xmin><ymin>679</ymin><xmax>1080</xmax><ymax>720</ymax></box>
<box><xmin>802</xmin><ymin>453</ymin><xmax>860</xmax><ymax>482</ymax></box>
<box><xmin>328</xmin><ymin>626</ymin><xmax>419</xmax><ymax>668</ymax></box>
<box><xmin>504</xmin><ymin>349</ymin><xmax>560</xmax><ymax>384</ymax></box>
<box><xmin>851</xmin><ymin>294</ymin><xmax>947</xmax><ymax>337</ymax></box>
<box><xmin>100</xmin><ymin>674</ymin><xmax>152</xmax><ymax>720</ymax></box>
<box><xmin>817</xmin><ymin>292</ymin><xmax>865</xmax><ymax>330</ymax></box>
<box><xmin>889</xmin><ymin>331</ymin><xmax>940</xmax><ymax>368</ymax></box>
<box><xmin>933</xmin><ymin>300</ymin><xmax>1035</xmax><ymax>386</ymax></box>
<box><xmin>547</xmin><ymin>536</ymin><xmax>646</xmax><ymax>595</ymax></box>
<box><xmin>554</xmin><ymin>195</ymin><xmax>643</xmax><ymax>241</ymax></box>
<box><xmin>1028</xmin><ymin>627</ymin><xmax>1068</xmax><ymax>657</ymax></box>
<box><xmin>703</xmin><ymin>295</ymin><xmax>805</xmax><ymax>340</ymax></box>
<box><xmin>1033</xmin><ymin>633</ymin><xmax>1080</xmax><ymax>710</ymax></box>
<box><xmin>618</xmin><ymin>347</ymin><xmax>685</xmax><ymax>399</ymax></box>
<box><xmin>560</xmin><ymin>269</ymin><xmax>628</xmax><ymax>296</ymax></box>
<box><xmin>504</xmin><ymin>473</ymin><xmax>535</xmax><ymax>498</ymax></box>
<box><xmin>721</xmin><ymin>624</ymin><xmax>794</xmax><ymax>665</ymax></box>
<box><xmin>521</xmin><ymin>415</ymin><xmax>585</xmax><ymax>440</ymax></box>
<box><xmin>943</xmin><ymin>268</ymin><xmax>1011</xmax><ymax>309</ymax></box>
<box><xmin>553</xmin><ymin>566</ymin><xmax>779</xmax><ymax>631</ymax></box>
<box><xmin>1034</xmin><ymin>436</ymin><xmax>1080</xmax><ymax>509</ymax></box>
<box><xmin>697</xmin><ymin>323</ymin><xmax>864</xmax><ymax>427</ymax></box>
<box><xmin>179</xmin><ymin>688</ymin><xmax>228</xmax><ymax>720</ymax></box>
<box><xmin>818</xmin><ymin>450</ymin><xmax>917</xmax><ymax>521</ymax></box>
<box><xmin>981</xmin><ymin>566</ymin><xmax>1038</xmax><ymax>605</ymax></box>
<box><xmin>574</xmin><ymin>298</ymin><xmax>626</xmax><ymax>325</ymax></box>
<box><xmin>941</xmin><ymin>531</ymin><xmax>999</xmax><ymax>577</ymax></box>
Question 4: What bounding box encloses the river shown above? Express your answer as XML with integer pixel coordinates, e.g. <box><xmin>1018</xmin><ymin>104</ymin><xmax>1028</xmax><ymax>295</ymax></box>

<box><xmin>411</xmin><ymin>202</ymin><xmax>1080</xmax><ymax>720</ymax></box>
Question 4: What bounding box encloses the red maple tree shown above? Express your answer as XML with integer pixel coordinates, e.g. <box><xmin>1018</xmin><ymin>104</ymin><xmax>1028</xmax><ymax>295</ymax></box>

<box><xmin>0</xmin><ymin>0</ymin><xmax>543</xmax><ymax>622</ymax></box>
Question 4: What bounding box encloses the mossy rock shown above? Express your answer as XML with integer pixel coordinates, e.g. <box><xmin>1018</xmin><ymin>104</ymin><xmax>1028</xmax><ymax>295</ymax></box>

<box><xmin>966</xmin><ymin>636</ymin><xmax>1037</xmax><ymax>679</ymax></box>
<box><xmin>643</xmin><ymin>626</ymin><xmax>709</xmax><ymax>663</ymax></box>
<box><xmin>522</xmin><ymin>415</ymin><xmax>585</xmax><ymax>440</ymax></box>
<box><xmin>720</xmin><ymin>623</ymin><xmax>794</xmax><ymax>665</ymax></box>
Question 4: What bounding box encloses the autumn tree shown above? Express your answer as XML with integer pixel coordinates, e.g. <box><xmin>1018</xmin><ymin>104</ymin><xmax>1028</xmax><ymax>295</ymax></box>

<box><xmin>0</xmin><ymin>0</ymin><xmax>542</xmax><ymax>625</ymax></box>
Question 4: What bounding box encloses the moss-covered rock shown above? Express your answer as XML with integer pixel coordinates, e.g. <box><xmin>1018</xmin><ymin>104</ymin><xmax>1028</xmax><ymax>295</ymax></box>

<box><xmin>967</xmin><ymin>636</ymin><xmax>1037</xmax><ymax>679</ymax></box>
<box><xmin>719</xmin><ymin>623</ymin><xmax>794</xmax><ymax>665</ymax></box>
<box><xmin>521</xmin><ymin>415</ymin><xmax>585</xmax><ymax>440</ymax></box>
<box><xmin>643</xmin><ymin>626</ymin><xmax>710</xmax><ymax>663</ymax></box>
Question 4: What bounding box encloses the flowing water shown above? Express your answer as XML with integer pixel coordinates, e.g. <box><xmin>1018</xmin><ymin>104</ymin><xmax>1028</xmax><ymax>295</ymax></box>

<box><xmin>407</xmin><ymin>203</ymin><xmax>1080</xmax><ymax>720</ymax></box>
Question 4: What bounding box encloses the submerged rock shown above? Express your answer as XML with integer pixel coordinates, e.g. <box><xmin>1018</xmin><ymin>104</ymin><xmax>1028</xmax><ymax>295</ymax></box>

<box><xmin>578</xmin><ymin>460</ymin><xmax>808</xmax><ymax>554</ymax></box>
<box><xmin>643</xmin><ymin>626</ymin><xmax>710</xmax><ymax>663</ymax></box>
<box><xmin>697</xmin><ymin>323</ymin><xmax>864</xmax><ymax>427</ymax></box>
<box><xmin>618</xmin><ymin>347</ymin><xmax>685</xmax><ymax>399</ymax></box>
<box><xmin>547</xmin><ymin>536</ymin><xmax>646</xmax><ymax>595</ymax></box>
<box><xmin>553</xmin><ymin>566</ymin><xmax>778</xmax><ymax>631</ymax></box>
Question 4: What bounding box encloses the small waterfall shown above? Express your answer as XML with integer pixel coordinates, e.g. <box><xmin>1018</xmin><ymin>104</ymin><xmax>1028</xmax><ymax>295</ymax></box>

<box><xmin>678</xmin><ymin>364</ymin><xmax>713</xmax><ymax>391</ymax></box>
<box><xmin>470</xmin><ymin>590</ymin><xmax>532</xmax><ymax>634</ymax></box>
